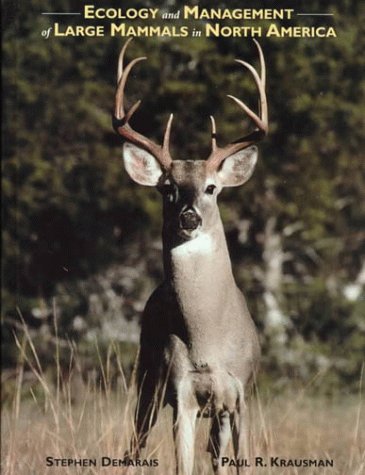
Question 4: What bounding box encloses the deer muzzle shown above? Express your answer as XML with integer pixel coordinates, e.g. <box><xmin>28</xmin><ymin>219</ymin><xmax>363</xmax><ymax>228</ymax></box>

<box><xmin>179</xmin><ymin>208</ymin><xmax>202</xmax><ymax>231</ymax></box>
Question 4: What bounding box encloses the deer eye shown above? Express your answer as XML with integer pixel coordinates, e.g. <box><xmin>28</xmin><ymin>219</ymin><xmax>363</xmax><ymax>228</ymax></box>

<box><xmin>205</xmin><ymin>184</ymin><xmax>216</xmax><ymax>195</ymax></box>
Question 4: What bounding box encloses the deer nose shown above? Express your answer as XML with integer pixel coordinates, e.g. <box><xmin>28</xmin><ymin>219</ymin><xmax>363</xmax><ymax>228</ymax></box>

<box><xmin>179</xmin><ymin>208</ymin><xmax>202</xmax><ymax>230</ymax></box>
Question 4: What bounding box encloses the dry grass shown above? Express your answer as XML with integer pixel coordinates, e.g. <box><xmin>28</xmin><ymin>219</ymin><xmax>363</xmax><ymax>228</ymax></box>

<box><xmin>1</xmin><ymin>324</ymin><xmax>364</xmax><ymax>475</ymax></box>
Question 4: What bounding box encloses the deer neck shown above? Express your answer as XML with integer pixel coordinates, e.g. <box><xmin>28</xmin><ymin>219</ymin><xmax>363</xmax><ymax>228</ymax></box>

<box><xmin>163</xmin><ymin>218</ymin><xmax>236</xmax><ymax>334</ymax></box>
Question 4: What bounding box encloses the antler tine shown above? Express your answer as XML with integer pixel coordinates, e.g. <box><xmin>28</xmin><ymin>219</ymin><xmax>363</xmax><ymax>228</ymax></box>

<box><xmin>210</xmin><ymin>116</ymin><xmax>217</xmax><ymax>153</ymax></box>
<box><xmin>115</xmin><ymin>57</ymin><xmax>146</xmax><ymax>120</ymax></box>
<box><xmin>253</xmin><ymin>39</ymin><xmax>266</xmax><ymax>90</ymax></box>
<box><xmin>117</xmin><ymin>37</ymin><xmax>133</xmax><ymax>84</ymax></box>
<box><xmin>207</xmin><ymin>41</ymin><xmax>268</xmax><ymax>170</ymax></box>
<box><xmin>162</xmin><ymin>113</ymin><xmax>174</xmax><ymax>161</ymax></box>
<box><xmin>113</xmin><ymin>39</ymin><xmax>173</xmax><ymax>170</ymax></box>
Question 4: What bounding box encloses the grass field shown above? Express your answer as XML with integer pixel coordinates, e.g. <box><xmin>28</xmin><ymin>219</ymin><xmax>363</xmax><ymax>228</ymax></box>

<box><xmin>1</xmin><ymin>327</ymin><xmax>364</xmax><ymax>475</ymax></box>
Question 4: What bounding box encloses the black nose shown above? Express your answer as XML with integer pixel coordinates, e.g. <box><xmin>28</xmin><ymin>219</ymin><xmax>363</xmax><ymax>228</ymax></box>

<box><xmin>179</xmin><ymin>209</ymin><xmax>202</xmax><ymax>230</ymax></box>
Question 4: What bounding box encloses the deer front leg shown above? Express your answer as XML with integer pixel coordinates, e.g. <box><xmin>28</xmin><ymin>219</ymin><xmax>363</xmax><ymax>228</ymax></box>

<box><xmin>208</xmin><ymin>410</ymin><xmax>232</xmax><ymax>475</ymax></box>
<box><xmin>173</xmin><ymin>381</ymin><xmax>198</xmax><ymax>475</ymax></box>
<box><xmin>232</xmin><ymin>401</ymin><xmax>251</xmax><ymax>475</ymax></box>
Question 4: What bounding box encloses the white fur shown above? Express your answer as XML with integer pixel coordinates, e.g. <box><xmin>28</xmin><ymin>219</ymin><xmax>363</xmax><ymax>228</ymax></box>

<box><xmin>172</xmin><ymin>233</ymin><xmax>214</xmax><ymax>259</ymax></box>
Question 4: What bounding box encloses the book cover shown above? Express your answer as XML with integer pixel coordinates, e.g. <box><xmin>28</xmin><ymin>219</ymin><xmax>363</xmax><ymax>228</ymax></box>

<box><xmin>2</xmin><ymin>1</ymin><xmax>364</xmax><ymax>474</ymax></box>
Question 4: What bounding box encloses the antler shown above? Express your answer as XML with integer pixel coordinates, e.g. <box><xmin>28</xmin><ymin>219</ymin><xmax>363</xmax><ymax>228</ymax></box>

<box><xmin>113</xmin><ymin>38</ymin><xmax>173</xmax><ymax>171</ymax></box>
<box><xmin>206</xmin><ymin>39</ymin><xmax>268</xmax><ymax>170</ymax></box>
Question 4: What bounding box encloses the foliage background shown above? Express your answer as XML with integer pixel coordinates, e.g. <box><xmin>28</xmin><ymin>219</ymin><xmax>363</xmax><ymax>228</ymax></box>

<box><xmin>2</xmin><ymin>0</ymin><xmax>364</xmax><ymax>397</ymax></box>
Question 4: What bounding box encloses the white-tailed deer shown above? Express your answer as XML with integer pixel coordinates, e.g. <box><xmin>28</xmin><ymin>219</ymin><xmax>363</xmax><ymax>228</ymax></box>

<box><xmin>113</xmin><ymin>38</ymin><xmax>268</xmax><ymax>475</ymax></box>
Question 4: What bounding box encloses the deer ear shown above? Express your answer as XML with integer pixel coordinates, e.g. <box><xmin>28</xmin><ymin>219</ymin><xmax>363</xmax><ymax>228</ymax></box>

<box><xmin>123</xmin><ymin>143</ymin><xmax>163</xmax><ymax>186</ymax></box>
<box><xmin>217</xmin><ymin>146</ymin><xmax>258</xmax><ymax>187</ymax></box>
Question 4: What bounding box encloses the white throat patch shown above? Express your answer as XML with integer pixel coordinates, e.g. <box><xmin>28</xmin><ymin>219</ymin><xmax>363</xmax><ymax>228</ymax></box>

<box><xmin>172</xmin><ymin>233</ymin><xmax>214</xmax><ymax>259</ymax></box>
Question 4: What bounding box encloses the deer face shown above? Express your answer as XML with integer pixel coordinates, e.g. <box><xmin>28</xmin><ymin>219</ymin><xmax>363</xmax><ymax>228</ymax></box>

<box><xmin>116</xmin><ymin>39</ymin><xmax>266</xmax><ymax>242</ymax></box>
<box><xmin>123</xmin><ymin>143</ymin><xmax>258</xmax><ymax>241</ymax></box>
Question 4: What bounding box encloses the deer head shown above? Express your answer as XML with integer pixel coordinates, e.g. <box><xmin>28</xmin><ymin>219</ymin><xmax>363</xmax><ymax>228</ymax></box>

<box><xmin>113</xmin><ymin>39</ymin><xmax>268</xmax><ymax>242</ymax></box>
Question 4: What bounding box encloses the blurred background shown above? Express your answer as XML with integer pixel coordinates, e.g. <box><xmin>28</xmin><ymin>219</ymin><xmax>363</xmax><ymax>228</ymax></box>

<box><xmin>2</xmin><ymin>0</ymin><xmax>364</xmax><ymax>400</ymax></box>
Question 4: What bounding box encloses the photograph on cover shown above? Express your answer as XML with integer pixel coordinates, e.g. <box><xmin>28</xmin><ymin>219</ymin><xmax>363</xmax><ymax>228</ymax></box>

<box><xmin>2</xmin><ymin>1</ymin><xmax>364</xmax><ymax>474</ymax></box>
